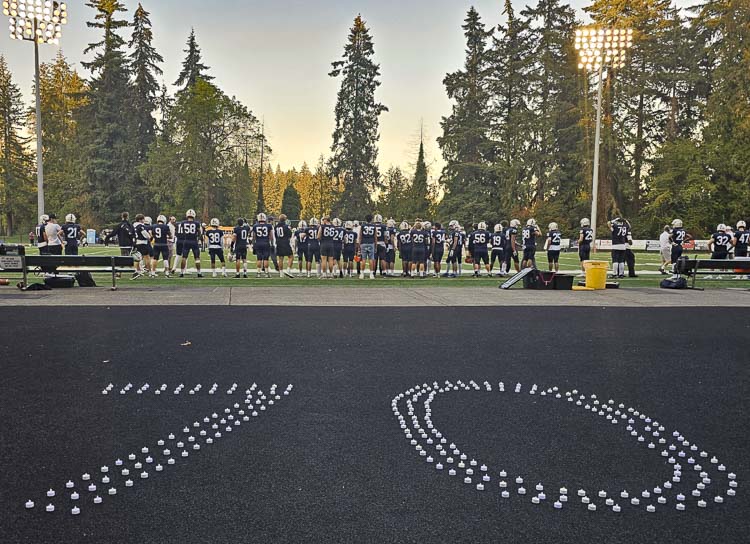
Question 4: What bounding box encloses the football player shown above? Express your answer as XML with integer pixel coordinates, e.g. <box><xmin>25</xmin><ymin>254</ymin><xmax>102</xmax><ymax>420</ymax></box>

<box><xmin>35</xmin><ymin>214</ymin><xmax>49</xmax><ymax>255</ymax></box>
<box><xmin>386</xmin><ymin>219</ymin><xmax>398</xmax><ymax>277</ymax></box>
<box><xmin>205</xmin><ymin>218</ymin><xmax>227</xmax><ymax>277</ymax></box>
<box><xmin>373</xmin><ymin>214</ymin><xmax>388</xmax><ymax>277</ymax></box>
<box><xmin>608</xmin><ymin>217</ymin><xmax>631</xmax><ymax>278</ymax></box>
<box><xmin>267</xmin><ymin>215</ymin><xmax>280</xmax><ymax>272</ymax></box>
<box><xmin>521</xmin><ymin>219</ymin><xmax>541</xmax><ymax>269</ymax></box>
<box><xmin>410</xmin><ymin>221</ymin><xmax>429</xmax><ymax>278</ymax></box>
<box><xmin>490</xmin><ymin>224</ymin><xmax>505</xmax><ymax>276</ymax></box>
<box><xmin>342</xmin><ymin>221</ymin><xmax>358</xmax><ymax>277</ymax></box>
<box><xmin>252</xmin><ymin>213</ymin><xmax>275</xmax><ymax>278</ymax></box>
<box><xmin>504</xmin><ymin>220</ymin><xmax>521</xmax><ymax>274</ymax></box>
<box><xmin>358</xmin><ymin>214</ymin><xmax>377</xmax><ymax>279</ymax></box>
<box><xmin>44</xmin><ymin>214</ymin><xmax>64</xmax><ymax>255</ymax></box>
<box><xmin>734</xmin><ymin>220</ymin><xmax>749</xmax><ymax>258</ymax></box>
<box><xmin>332</xmin><ymin>218</ymin><xmax>345</xmax><ymax>278</ymax></box>
<box><xmin>168</xmin><ymin>216</ymin><xmax>177</xmax><ymax>266</ymax></box>
<box><xmin>669</xmin><ymin>219</ymin><xmax>690</xmax><ymax>265</ymax></box>
<box><xmin>431</xmin><ymin>222</ymin><xmax>446</xmax><ymax>277</ymax></box>
<box><xmin>151</xmin><ymin>215</ymin><xmax>172</xmax><ymax>277</ymax></box>
<box><xmin>545</xmin><ymin>222</ymin><xmax>562</xmax><ymax>272</ymax></box>
<box><xmin>708</xmin><ymin>224</ymin><xmax>732</xmax><ymax>260</ymax></box>
<box><xmin>275</xmin><ymin>214</ymin><xmax>295</xmax><ymax>278</ymax></box>
<box><xmin>179</xmin><ymin>209</ymin><xmax>203</xmax><ymax>278</ymax></box>
<box><xmin>469</xmin><ymin>222</ymin><xmax>490</xmax><ymax>277</ymax></box>
<box><xmin>423</xmin><ymin>221</ymin><xmax>433</xmax><ymax>273</ymax></box>
<box><xmin>61</xmin><ymin>214</ymin><xmax>83</xmax><ymax>256</ymax></box>
<box><xmin>294</xmin><ymin>220</ymin><xmax>309</xmax><ymax>276</ymax></box>
<box><xmin>578</xmin><ymin>218</ymin><xmax>593</xmax><ymax>272</ymax></box>
<box><xmin>132</xmin><ymin>214</ymin><xmax>151</xmax><ymax>279</ymax></box>
<box><xmin>397</xmin><ymin>221</ymin><xmax>412</xmax><ymax>277</ymax></box>
<box><xmin>445</xmin><ymin>220</ymin><xmax>464</xmax><ymax>278</ymax></box>
<box><xmin>318</xmin><ymin>216</ymin><xmax>337</xmax><ymax>279</ymax></box>
<box><xmin>233</xmin><ymin>218</ymin><xmax>251</xmax><ymax>278</ymax></box>
<box><xmin>306</xmin><ymin>218</ymin><xmax>322</xmax><ymax>278</ymax></box>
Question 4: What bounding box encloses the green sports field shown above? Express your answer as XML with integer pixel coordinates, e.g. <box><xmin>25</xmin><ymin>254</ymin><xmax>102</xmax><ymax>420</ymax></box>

<box><xmin>3</xmin><ymin>245</ymin><xmax>748</xmax><ymax>289</ymax></box>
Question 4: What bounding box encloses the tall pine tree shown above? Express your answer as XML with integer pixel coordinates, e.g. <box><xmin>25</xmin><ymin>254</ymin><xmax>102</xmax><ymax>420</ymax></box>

<box><xmin>408</xmin><ymin>130</ymin><xmax>431</xmax><ymax>219</ymax></box>
<box><xmin>329</xmin><ymin>15</ymin><xmax>388</xmax><ymax>219</ymax></box>
<box><xmin>78</xmin><ymin>0</ymin><xmax>133</xmax><ymax>223</ymax></box>
<box><xmin>174</xmin><ymin>29</ymin><xmax>213</xmax><ymax>91</ymax></box>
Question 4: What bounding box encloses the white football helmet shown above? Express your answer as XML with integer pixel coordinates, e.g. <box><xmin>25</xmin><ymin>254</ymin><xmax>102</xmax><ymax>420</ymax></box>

<box><xmin>510</xmin><ymin>219</ymin><xmax>521</xmax><ymax>228</ymax></box>
<box><xmin>157</xmin><ymin>215</ymin><xmax>167</xmax><ymax>223</ymax></box>
<box><xmin>737</xmin><ymin>221</ymin><xmax>746</xmax><ymax>229</ymax></box>
<box><xmin>527</xmin><ymin>218</ymin><xmax>536</xmax><ymax>227</ymax></box>
<box><xmin>257</xmin><ymin>213</ymin><xmax>267</xmax><ymax>222</ymax></box>
<box><xmin>210</xmin><ymin>218</ymin><xmax>220</xmax><ymax>227</ymax></box>
<box><xmin>494</xmin><ymin>224</ymin><xmax>502</xmax><ymax>233</ymax></box>
<box><xmin>478</xmin><ymin>221</ymin><xmax>487</xmax><ymax>230</ymax></box>
<box><xmin>332</xmin><ymin>218</ymin><xmax>342</xmax><ymax>227</ymax></box>
<box><xmin>387</xmin><ymin>219</ymin><xmax>395</xmax><ymax>228</ymax></box>
<box><xmin>400</xmin><ymin>221</ymin><xmax>410</xmax><ymax>230</ymax></box>
<box><xmin>580</xmin><ymin>218</ymin><xmax>590</xmax><ymax>227</ymax></box>
<box><xmin>345</xmin><ymin>221</ymin><xmax>354</xmax><ymax>229</ymax></box>
<box><xmin>310</xmin><ymin>217</ymin><xmax>320</xmax><ymax>226</ymax></box>
<box><xmin>298</xmin><ymin>220</ymin><xmax>307</xmax><ymax>229</ymax></box>
<box><xmin>424</xmin><ymin>221</ymin><xmax>432</xmax><ymax>230</ymax></box>
<box><xmin>374</xmin><ymin>214</ymin><xmax>383</xmax><ymax>223</ymax></box>
<box><xmin>144</xmin><ymin>216</ymin><xmax>152</xmax><ymax>225</ymax></box>
<box><xmin>717</xmin><ymin>224</ymin><xmax>727</xmax><ymax>232</ymax></box>
<box><xmin>186</xmin><ymin>209</ymin><xmax>196</xmax><ymax>218</ymax></box>
<box><xmin>353</xmin><ymin>220</ymin><xmax>360</xmax><ymax>227</ymax></box>
<box><xmin>549</xmin><ymin>222</ymin><xmax>558</xmax><ymax>231</ymax></box>
<box><xmin>672</xmin><ymin>219</ymin><xmax>683</xmax><ymax>228</ymax></box>
<box><xmin>40</xmin><ymin>214</ymin><xmax>49</xmax><ymax>223</ymax></box>
<box><xmin>65</xmin><ymin>214</ymin><xmax>76</xmax><ymax>223</ymax></box>
<box><xmin>448</xmin><ymin>220</ymin><xmax>458</xmax><ymax>229</ymax></box>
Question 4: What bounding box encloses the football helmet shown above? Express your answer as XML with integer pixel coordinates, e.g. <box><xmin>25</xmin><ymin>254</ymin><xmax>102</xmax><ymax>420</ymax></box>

<box><xmin>387</xmin><ymin>219</ymin><xmax>395</xmax><ymax>228</ymax></box>
<box><xmin>737</xmin><ymin>221</ymin><xmax>746</xmax><ymax>229</ymax></box>
<box><xmin>65</xmin><ymin>214</ymin><xmax>76</xmax><ymax>223</ymax></box>
<box><xmin>144</xmin><ymin>217</ymin><xmax>152</xmax><ymax>225</ymax></box>
<box><xmin>448</xmin><ymin>220</ymin><xmax>458</xmax><ymax>229</ymax></box>
<box><xmin>186</xmin><ymin>209</ymin><xmax>196</xmax><ymax>218</ymax></box>
<box><xmin>157</xmin><ymin>215</ymin><xmax>167</xmax><ymax>223</ymax></box>
<box><xmin>580</xmin><ymin>218</ymin><xmax>590</xmax><ymax>227</ymax></box>
<box><xmin>353</xmin><ymin>220</ymin><xmax>360</xmax><ymax>227</ymax></box>
<box><xmin>400</xmin><ymin>221</ymin><xmax>410</xmax><ymax>230</ymax></box>
<box><xmin>210</xmin><ymin>218</ymin><xmax>220</xmax><ymax>227</ymax></box>
<box><xmin>527</xmin><ymin>218</ymin><xmax>536</xmax><ymax>227</ymax></box>
<box><xmin>310</xmin><ymin>217</ymin><xmax>319</xmax><ymax>226</ymax></box>
<box><xmin>478</xmin><ymin>221</ymin><xmax>487</xmax><ymax>230</ymax></box>
<box><xmin>345</xmin><ymin>221</ymin><xmax>354</xmax><ymax>229</ymax></box>
<box><xmin>332</xmin><ymin>218</ymin><xmax>342</xmax><ymax>227</ymax></box>
<box><xmin>40</xmin><ymin>214</ymin><xmax>49</xmax><ymax>223</ymax></box>
<box><xmin>257</xmin><ymin>213</ymin><xmax>267</xmax><ymax>222</ymax></box>
<box><xmin>298</xmin><ymin>220</ymin><xmax>308</xmax><ymax>229</ymax></box>
<box><xmin>494</xmin><ymin>224</ymin><xmax>502</xmax><ymax>233</ymax></box>
<box><xmin>374</xmin><ymin>214</ymin><xmax>383</xmax><ymax>223</ymax></box>
<box><xmin>717</xmin><ymin>224</ymin><xmax>727</xmax><ymax>232</ymax></box>
<box><xmin>510</xmin><ymin>219</ymin><xmax>521</xmax><ymax>228</ymax></box>
<box><xmin>671</xmin><ymin>219</ymin><xmax>683</xmax><ymax>228</ymax></box>
<box><xmin>130</xmin><ymin>249</ymin><xmax>143</xmax><ymax>263</ymax></box>
<box><xmin>424</xmin><ymin>221</ymin><xmax>432</xmax><ymax>230</ymax></box>
<box><xmin>549</xmin><ymin>222</ymin><xmax>558</xmax><ymax>231</ymax></box>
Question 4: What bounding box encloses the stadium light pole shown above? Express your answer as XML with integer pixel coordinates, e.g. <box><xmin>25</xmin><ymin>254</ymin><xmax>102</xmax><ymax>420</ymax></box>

<box><xmin>575</xmin><ymin>26</ymin><xmax>632</xmax><ymax>245</ymax></box>
<box><xmin>3</xmin><ymin>0</ymin><xmax>68</xmax><ymax>219</ymax></box>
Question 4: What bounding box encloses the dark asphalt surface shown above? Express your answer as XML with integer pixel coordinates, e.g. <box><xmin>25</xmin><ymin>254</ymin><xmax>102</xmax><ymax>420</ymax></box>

<box><xmin>0</xmin><ymin>307</ymin><xmax>748</xmax><ymax>543</ymax></box>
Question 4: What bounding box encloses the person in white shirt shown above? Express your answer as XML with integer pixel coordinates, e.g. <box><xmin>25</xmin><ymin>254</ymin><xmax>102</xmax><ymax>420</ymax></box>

<box><xmin>44</xmin><ymin>214</ymin><xmax>64</xmax><ymax>255</ymax></box>
<box><xmin>658</xmin><ymin>225</ymin><xmax>672</xmax><ymax>275</ymax></box>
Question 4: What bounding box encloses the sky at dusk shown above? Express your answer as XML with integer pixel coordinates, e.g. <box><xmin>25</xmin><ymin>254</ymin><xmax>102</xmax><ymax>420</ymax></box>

<box><xmin>1</xmin><ymin>0</ymin><xmax>690</xmax><ymax>177</ymax></box>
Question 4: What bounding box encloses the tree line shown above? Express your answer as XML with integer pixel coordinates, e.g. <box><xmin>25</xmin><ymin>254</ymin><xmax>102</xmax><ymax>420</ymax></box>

<box><xmin>1</xmin><ymin>1</ymin><xmax>748</xmax><ymax>237</ymax></box>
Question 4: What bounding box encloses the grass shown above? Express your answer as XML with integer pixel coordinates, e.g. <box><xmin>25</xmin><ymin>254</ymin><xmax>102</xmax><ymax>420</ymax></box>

<box><xmin>3</xmin><ymin>244</ymin><xmax>748</xmax><ymax>289</ymax></box>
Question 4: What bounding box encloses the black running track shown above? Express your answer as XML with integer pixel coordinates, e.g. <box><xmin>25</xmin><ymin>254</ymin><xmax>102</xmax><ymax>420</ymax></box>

<box><xmin>1</xmin><ymin>307</ymin><xmax>748</xmax><ymax>544</ymax></box>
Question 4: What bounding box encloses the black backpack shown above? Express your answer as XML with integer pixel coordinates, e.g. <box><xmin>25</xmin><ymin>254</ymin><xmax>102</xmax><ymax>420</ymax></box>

<box><xmin>75</xmin><ymin>271</ymin><xmax>97</xmax><ymax>287</ymax></box>
<box><xmin>660</xmin><ymin>277</ymin><xmax>687</xmax><ymax>289</ymax></box>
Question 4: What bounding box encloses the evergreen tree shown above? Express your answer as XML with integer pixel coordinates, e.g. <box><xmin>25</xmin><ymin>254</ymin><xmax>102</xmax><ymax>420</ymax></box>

<box><xmin>78</xmin><ymin>0</ymin><xmax>133</xmax><ymax>223</ymax></box>
<box><xmin>0</xmin><ymin>56</ymin><xmax>34</xmax><ymax>235</ymax></box>
<box><xmin>329</xmin><ymin>15</ymin><xmax>388</xmax><ymax>218</ymax></box>
<box><xmin>407</xmin><ymin>133</ymin><xmax>431</xmax><ymax>219</ymax></box>
<box><xmin>281</xmin><ymin>183</ymin><xmax>302</xmax><ymax>220</ymax></box>
<box><xmin>378</xmin><ymin>166</ymin><xmax>410</xmax><ymax>220</ymax></box>
<box><xmin>128</xmin><ymin>2</ymin><xmax>163</xmax><ymax>215</ymax></box>
<box><xmin>437</xmin><ymin>7</ymin><xmax>495</xmax><ymax>222</ymax></box>
<box><xmin>174</xmin><ymin>29</ymin><xmax>213</xmax><ymax>91</ymax></box>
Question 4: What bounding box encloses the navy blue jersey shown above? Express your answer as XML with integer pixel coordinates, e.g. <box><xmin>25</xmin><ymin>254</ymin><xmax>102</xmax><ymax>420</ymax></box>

<box><xmin>295</xmin><ymin>229</ymin><xmax>309</xmax><ymax>248</ymax></box>
<box><xmin>306</xmin><ymin>225</ymin><xmax>320</xmax><ymax>247</ymax></box>
<box><xmin>343</xmin><ymin>229</ymin><xmax>357</xmax><ymax>248</ymax></box>
<box><xmin>670</xmin><ymin>227</ymin><xmax>687</xmax><ymax>246</ymax></box>
<box><xmin>712</xmin><ymin>232</ymin><xmax>732</xmax><ymax>252</ymax></box>
<box><xmin>735</xmin><ymin>230</ymin><xmax>750</xmax><ymax>251</ymax></box>
<box><xmin>397</xmin><ymin>229</ymin><xmax>412</xmax><ymax>250</ymax></box>
<box><xmin>334</xmin><ymin>226</ymin><xmax>345</xmax><ymax>243</ymax></box>
<box><xmin>469</xmin><ymin>229</ymin><xmax>489</xmax><ymax>250</ymax></box>
<box><xmin>134</xmin><ymin>223</ymin><xmax>151</xmax><ymax>244</ymax></box>
<box><xmin>151</xmin><ymin>223</ymin><xmax>171</xmax><ymax>246</ymax></box>
<box><xmin>491</xmin><ymin>232</ymin><xmax>504</xmax><ymax>250</ymax></box>
<box><xmin>233</xmin><ymin>225</ymin><xmax>251</xmax><ymax>247</ymax></box>
<box><xmin>252</xmin><ymin>223</ymin><xmax>272</xmax><ymax>243</ymax></box>
<box><xmin>503</xmin><ymin>227</ymin><xmax>518</xmax><ymax>250</ymax></box>
<box><xmin>580</xmin><ymin>227</ymin><xmax>594</xmax><ymax>246</ymax></box>
<box><xmin>175</xmin><ymin>221</ymin><xmax>186</xmax><ymax>241</ymax></box>
<box><xmin>360</xmin><ymin>223</ymin><xmax>376</xmax><ymax>244</ymax></box>
<box><xmin>320</xmin><ymin>224</ymin><xmax>337</xmax><ymax>242</ymax></box>
<box><xmin>450</xmin><ymin>230</ymin><xmax>465</xmax><ymax>250</ymax></box>
<box><xmin>410</xmin><ymin>229</ymin><xmax>430</xmax><ymax>248</ymax></box>
<box><xmin>611</xmin><ymin>223</ymin><xmax>629</xmax><ymax>245</ymax></box>
<box><xmin>374</xmin><ymin>223</ymin><xmax>386</xmax><ymax>243</ymax></box>
<box><xmin>522</xmin><ymin>226</ymin><xmax>538</xmax><ymax>249</ymax></box>
<box><xmin>433</xmin><ymin>229</ymin><xmax>446</xmax><ymax>247</ymax></box>
<box><xmin>61</xmin><ymin>223</ymin><xmax>81</xmax><ymax>246</ymax></box>
<box><xmin>205</xmin><ymin>228</ymin><xmax>224</xmax><ymax>249</ymax></box>
<box><xmin>547</xmin><ymin>230</ymin><xmax>562</xmax><ymax>248</ymax></box>
<box><xmin>181</xmin><ymin>220</ymin><xmax>202</xmax><ymax>241</ymax></box>
<box><xmin>36</xmin><ymin>223</ymin><xmax>47</xmax><ymax>244</ymax></box>
<box><xmin>386</xmin><ymin>226</ymin><xmax>397</xmax><ymax>248</ymax></box>
<box><xmin>274</xmin><ymin>223</ymin><xmax>292</xmax><ymax>244</ymax></box>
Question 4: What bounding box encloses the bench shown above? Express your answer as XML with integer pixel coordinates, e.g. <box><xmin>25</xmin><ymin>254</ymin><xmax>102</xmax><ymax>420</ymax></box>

<box><xmin>674</xmin><ymin>257</ymin><xmax>750</xmax><ymax>289</ymax></box>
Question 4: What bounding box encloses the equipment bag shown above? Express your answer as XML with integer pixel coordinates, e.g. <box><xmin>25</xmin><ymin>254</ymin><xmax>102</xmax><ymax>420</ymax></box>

<box><xmin>660</xmin><ymin>277</ymin><xmax>687</xmax><ymax>289</ymax></box>
<box><xmin>75</xmin><ymin>271</ymin><xmax>97</xmax><ymax>287</ymax></box>
<box><xmin>44</xmin><ymin>274</ymin><xmax>75</xmax><ymax>288</ymax></box>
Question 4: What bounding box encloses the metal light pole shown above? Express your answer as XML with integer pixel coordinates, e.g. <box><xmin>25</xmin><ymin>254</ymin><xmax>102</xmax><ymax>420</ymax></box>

<box><xmin>575</xmin><ymin>26</ymin><xmax>632</xmax><ymax>244</ymax></box>
<box><xmin>4</xmin><ymin>0</ymin><xmax>69</xmax><ymax>219</ymax></box>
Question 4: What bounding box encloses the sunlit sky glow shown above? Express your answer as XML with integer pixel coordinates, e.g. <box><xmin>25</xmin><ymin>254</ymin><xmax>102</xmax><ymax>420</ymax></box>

<box><xmin>2</xmin><ymin>0</ymin><xmax>690</xmax><ymax>178</ymax></box>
